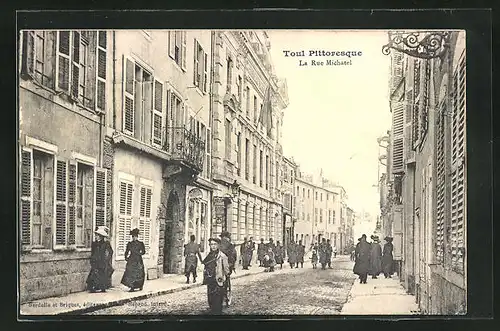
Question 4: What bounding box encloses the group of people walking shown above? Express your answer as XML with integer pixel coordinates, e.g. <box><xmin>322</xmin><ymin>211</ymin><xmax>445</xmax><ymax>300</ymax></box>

<box><xmin>352</xmin><ymin>234</ymin><xmax>394</xmax><ymax>284</ymax></box>
<box><xmin>310</xmin><ymin>238</ymin><xmax>337</xmax><ymax>270</ymax></box>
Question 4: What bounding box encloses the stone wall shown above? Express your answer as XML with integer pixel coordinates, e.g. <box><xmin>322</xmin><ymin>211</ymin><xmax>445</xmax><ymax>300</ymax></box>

<box><xmin>430</xmin><ymin>272</ymin><xmax>466</xmax><ymax>314</ymax></box>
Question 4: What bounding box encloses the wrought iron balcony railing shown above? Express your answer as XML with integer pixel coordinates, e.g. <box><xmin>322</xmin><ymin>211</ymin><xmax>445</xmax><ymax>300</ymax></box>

<box><xmin>164</xmin><ymin>126</ymin><xmax>206</xmax><ymax>172</ymax></box>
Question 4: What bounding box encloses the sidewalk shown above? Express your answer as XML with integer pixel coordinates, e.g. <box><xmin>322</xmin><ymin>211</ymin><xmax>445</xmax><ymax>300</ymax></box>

<box><xmin>340</xmin><ymin>275</ymin><xmax>420</xmax><ymax>315</ymax></box>
<box><xmin>20</xmin><ymin>264</ymin><xmax>268</xmax><ymax>316</ymax></box>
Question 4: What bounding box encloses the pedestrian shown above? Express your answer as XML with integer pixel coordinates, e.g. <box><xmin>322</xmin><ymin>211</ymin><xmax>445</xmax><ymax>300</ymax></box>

<box><xmin>103</xmin><ymin>227</ymin><xmax>114</xmax><ymax>289</ymax></box>
<box><xmin>241</xmin><ymin>239</ymin><xmax>252</xmax><ymax>270</ymax></box>
<box><xmin>350</xmin><ymin>247</ymin><xmax>356</xmax><ymax>261</ymax></box>
<box><xmin>326</xmin><ymin>239</ymin><xmax>333</xmax><ymax>269</ymax></box>
<box><xmin>264</xmin><ymin>246</ymin><xmax>276</xmax><ymax>272</ymax></box>
<box><xmin>120</xmin><ymin>228</ymin><xmax>146</xmax><ymax>292</ymax></box>
<box><xmin>319</xmin><ymin>238</ymin><xmax>328</xmax><ymax>270</ymax></box>
<box><xmin>287</xmin><ymin>240</ymin><xmax>298</xmax><ymax>268</ymax></box>
<box><xmin>219</xmin><ymin>231</ymin><xmax>237</xmax><ymax>307</ymax></box>
<box><xmin>369</xmin><ymin>235</ymin><xmax>383</xmax><ymax>279</ymax></box>
<box><xmin>183</xmin><ymin>234</ymin><xmax>203</xmax><ymax>284</ymax></box>
<box><xmin>310</xmin><ymin>246</ymin><xmax>318</xmax><ymax>269</ymax></box>
<box><xmin>86</xmin><ymin>226</ymin><xmax>114</xmax><ymax>293</ymax></box>
<box><xmin>353</xmin><ymin>234</ymin><xmax>371</xmax><ymax>284</ymax></box>
<box><xmin>202</xmin><ymin>237</ymin><xmax>230</xmax><ymax>315</ymax></box>
<box><xmin>257</xmin><ymin>238</ymin><xmax>266</xmax><ymax>267</ymax></box>
<box><xmin>274</xmin><ymin>241</ymin><xmax>285</xmax><ymax>269</ymax></box>
<box><xmin>333</xmin><ymin>245</ymin><xmax>337</xmax><ymax>258</ymax></box>
<box><xmin>249</xmin><ymin>237</ymin><xmax>256</xmax><ymax>266</ymax></box>
<box><xmin>382</xmin><ymin>236</ymin><xmax>394</xmax><ymax>278</ymax></box>
<box><xmin>240</xmin><ymin>237</ymin><xmax>247</xmax><ymax>267</ymax></box>
<box><xmin>297</xmin><ymin>240</ymin><xmax>305</xmax><ymax>268</ymax></box>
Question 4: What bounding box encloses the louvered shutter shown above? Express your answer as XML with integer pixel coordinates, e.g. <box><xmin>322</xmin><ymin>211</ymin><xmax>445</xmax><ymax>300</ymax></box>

<box><xmin>450</xmin><ymin>51</ymin><xmax>466</xmax><ymax>273</ymax></box>
<box><xmin>117</xmin><ymin>180</ymin><xmax>133</xmax><ymax>257</ymax></box>
<box><xmin>95</xmin><ymin>167</ymin><xmax>107</xmax><ymax>228</ymax></box>
<box><xmin>168</xmin><ymin>31</ymin><xmax>175</xmax><ymax>59</ymax></box>
<box><xmin>391</xmin><ymin>101</ymin><xmax>405</xmax><ymax>174</ymax></box>
<box><xmin>123</xmin><ymin>56</ymin><xmax>135</xmax><ymax>134</ymax></box>
<box><xmin>55</xmin><ymin>159</ymin><xmax>68</xmax><ymax>247</ymax></box>
<box><xmin>435</xmin><ymin>105</ymin><xmax>446</xmax><ymax>263</ymax></box>
<box><xmin>204</xmin><ymin>52</ymin><xmax>208</xmax><ymax>93</ymax></box>
<box><xmin>392</xmin><ymin>51</ymin><xmax>404</xmax><ymax>91</ymax></box>
<box><xmin>404</xmin><ymin>90</ymin><xmax>415</xmax><ymax>163</ymax></box>
<box><xmin>22</xmin><ymin>31</ymin><xmax>35</xmax><ymax>78</ymax></box>
<box><xmin>152</xmin><ymin>79</ymin><xmax>164</xmax><ymax>147</ymax></box>
<box><xmin>67</xmin><ymin>161</ymin><xmax>77</xmax><ymax>246</ymax></box>
<box><xmin>57</xmin><ymin>31</ymin><xmax>71</xmax><ymax>93</ymax></box>
<box><xmin>71</xmin><ymin>31</ymin><xmax>81</xmax><ymax>100</ymax></box>
<box><xmin>181</xmin><ymin>31</ymin><xmax>187</xmax><ymax>70</ymax></box>
<box><xmin>82</xmin><ymin>31</ymin><xmax>97</xmax><ymax>110</ymax></box>
<box><xmin>20</xmin><ymin>149</ymin><xmax>33</xmax><ymax>247</ymax></box>
<box><xmin>193</xmin><ymin>41</ymin><xmax>199</xmax><ymax>86</ymax></box>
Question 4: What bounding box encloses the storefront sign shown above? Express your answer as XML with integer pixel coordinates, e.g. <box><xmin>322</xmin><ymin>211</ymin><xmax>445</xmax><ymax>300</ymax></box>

<box><xmin>213</xmin><ymin>197</ymin><xmax>226</xmax><ymax>224</ymax></box>
<box><xmin>285</xmin><ymin>214</ymin><xmax>292</xmax><ymax>228</ymax></box>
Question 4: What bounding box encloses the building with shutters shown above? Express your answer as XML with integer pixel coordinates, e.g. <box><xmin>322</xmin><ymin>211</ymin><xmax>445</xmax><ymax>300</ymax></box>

<box><xmin>105</xmin><ymin>30</ymin><xmax>211</xmax><ymax>284</ymax></box>
<box><xmin>384</xmin><ymin>31</ymin><xmax>466</xmax><ymax>314</ymax></box>
<box><xmin>209</xmin><ymin>31</ymin><xmax>289</xmax><ymax>259</ymax></box>
<box><xmin>282</xmin><ymin>156</ymin><xmax>298</xmax><ymax>250</ymax></box>
<box><xmin>18</xmin><ymin>30</ymin><xmax>110</xmax><ymax>302</ymax></box>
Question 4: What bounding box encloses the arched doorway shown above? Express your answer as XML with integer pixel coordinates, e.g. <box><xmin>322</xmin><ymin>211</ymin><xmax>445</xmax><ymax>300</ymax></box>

<box><xmin>164</xmin><ymin>191</ymin><xmax>180</xmax><ymax>274</ymax></box>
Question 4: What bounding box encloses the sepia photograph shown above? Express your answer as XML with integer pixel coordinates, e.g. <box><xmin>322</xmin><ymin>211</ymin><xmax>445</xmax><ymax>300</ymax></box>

<box><xmin>17</xmin><ymin>26</ymin><xmax>468</xmax><ymax>317</ymax></box>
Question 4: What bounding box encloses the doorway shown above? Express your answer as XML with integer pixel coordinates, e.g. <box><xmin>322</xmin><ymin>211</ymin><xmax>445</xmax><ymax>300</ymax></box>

<box><xmin>163</xmin><ymin>191</ymin><xmax>180</xmax><ymax>274</ymax></box>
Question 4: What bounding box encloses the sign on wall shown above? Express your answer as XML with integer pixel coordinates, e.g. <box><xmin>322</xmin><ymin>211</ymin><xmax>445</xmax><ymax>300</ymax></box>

<box><xmin>213</xmin><ymin>197</ymin><xmax>226</xmax><ymax>224</ymax></box>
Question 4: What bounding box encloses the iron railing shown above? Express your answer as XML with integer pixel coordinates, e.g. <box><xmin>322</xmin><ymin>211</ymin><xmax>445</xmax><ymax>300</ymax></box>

<box><xmin>164</xmin><ymin>126</ymin><xmax>206</xmax><ymax>172</ymax></box>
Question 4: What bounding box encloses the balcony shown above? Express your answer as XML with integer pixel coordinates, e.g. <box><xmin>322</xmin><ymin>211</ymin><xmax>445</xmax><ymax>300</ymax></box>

<box><xmin>164</xmin><ymin>127</ymin><xmax>205</xmax><ymax>172</ymax></box>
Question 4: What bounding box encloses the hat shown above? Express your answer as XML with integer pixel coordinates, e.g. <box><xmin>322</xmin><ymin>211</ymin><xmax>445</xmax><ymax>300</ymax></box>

<box><xmin>384</xmin><ymin>236</ymin><xmax>393</xmax><ymax>242</ymax></box>
<box><xmin>220</xmin><ymin>231</ymin><xmax>230</xmax><ymax>238</ymax></box>
<box><xmin>209</xmin><ymin>237</ymin><xmax>221</xmax><ymax>244</ymax></box>
<box><xmin>130</xmin><ymin>228</ymin><xmax>139</xmax><ymax>236</ymax></box>
<box><xmin>95</xmin><ymin>226</ymin><xmax>109</xmax><ymax>237</ymax></box>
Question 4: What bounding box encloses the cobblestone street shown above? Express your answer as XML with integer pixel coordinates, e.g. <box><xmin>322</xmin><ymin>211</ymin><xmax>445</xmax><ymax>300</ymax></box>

<box><xmin>87</xmin><ymin>257</ymin><xmax>357</xmax><ymax>315</ymax></box>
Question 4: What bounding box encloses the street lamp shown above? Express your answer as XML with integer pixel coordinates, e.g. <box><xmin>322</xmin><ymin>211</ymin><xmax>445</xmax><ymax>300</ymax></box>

<box><xmin>230</xmin><ymin>180</ymin><xmax>240</xmax><ymax>199</ymax></box>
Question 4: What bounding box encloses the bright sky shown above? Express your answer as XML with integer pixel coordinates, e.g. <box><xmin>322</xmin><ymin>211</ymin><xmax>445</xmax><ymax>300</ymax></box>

<box><xmin>267</xmin><ymin>30</ymin><xmax>392</xmax><ymax>217</ymax></box>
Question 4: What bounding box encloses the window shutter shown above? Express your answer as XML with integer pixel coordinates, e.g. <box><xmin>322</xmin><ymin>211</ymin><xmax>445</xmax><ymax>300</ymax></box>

<box><xmin>152</xmin><ymin>79</ymin><xmax>164</xmax><ymax>147</ymax></box>
<box><xmin>435</xmin><ymin>104</ymin><xmax>446</xmax><ymax>263</ymax></box>
<box><xmin>138</xmin><ymin>186</ymin><xmax>152</xmax><ymax>255</ymax></box>
<box><xmin>404</xmin><ymin>90</ymin><xmax>415</xmax><ymax>163</ymax></box>
<box><xmin>22</xmin><ymin>31</ymin><xmax>35</xmax><ymax>78</ymax></box>
<box><xmin>391</xmin><ymin>101</ymin><xmax>405</xmax><ymax>174</ymax></box>
<box><xmin>450</xmin><ymin>51</ymin><xmax>466</xmax><ymax>273</ymax></box>
<box><xmin>204</xmin><ymin>52</ymin><xmax>208</xmax><ymax>93</ymax></box>
<box><xmin>80</xmin><ymin>31</ymin><xmax>97</xmax><ymax>110</ymax></box>
<box><xmin>20</xmin><ymin>149</ymin><xmax>33</xmax><ymax>246</ymax></box>
<box><xmin>57</xmin><ymin>31</ymin><xmax>71</xmax><ymax>93</ymax></box>
<box><xmin>67</xmin><ymin>161</ymin><xmax>77</xmax><ymax>246</ymax></box>
<box><xmin>117</xmin><ymin>180</ymin><xmax>133</xmax><ymax>257</ymax></box>
<box><xmin>95</xmin><ymin>167</ymin><xmax>107</xmax><ymax>228</ymax></box>
<box><xmin>181</xmin><ymin>31</ymin><xmax>187</xmax><ymax>71</ymax></box>
<box><xmin>193</xmin><ymin>41</ymin><xmax>199</xmax><ymax>86</ymax></box>
<box><xmin>55</xmin><ymin>159</ymin><xmax>68</xmax><ymax>247</ymax></box>
<box><xmin>96</xmin><ymin>31</ymin><xmax>107</xmax><ymax>111</ymax></box>
<box><xmin>168</xmin><ymin>31</ymin><xmax>175</xmax><ymax>59</ymax></box>
<box><xmin>71</xmin><ymin>31</ymin><xmax>81</xmax><ymax>100</ymax></box>
<box><xmin>123</xmin><ymin>56</ymin><xmax>135</xmax><ymax>134</ymax></box>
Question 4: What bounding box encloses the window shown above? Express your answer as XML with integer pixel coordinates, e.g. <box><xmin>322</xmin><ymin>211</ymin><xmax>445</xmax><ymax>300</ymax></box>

<box><xmin>265</xmin><ymin>155</ymin><xmax>269</xmax><ymax>190</ymax></box>
<box><xmin>308</xmin><ymin>189</ymin><xmax>310</xmax><ymax>198</ymax></box>
<box><xmin>168</xmin><ymin>31</ymin><xmax>187</xmax><ymax>70</ymax></box>
<box><xmin>296</xmin><ymin>186</ymin><xmax>299</xmax><ymax>196</ymax></box>
<box><xmin>259</xmin><ymin>150</ymin><xmax>263</xmax><ymax>187</ymax></box>
<box><xmin>290</xmin><ymin>170</ymin><xmax>294</xmax><ymax>184</ymax></box>
<box><xmin>303</xmin><ymin>188</ymin><xmax>305</xmax><ymax>197</ymax></box>
<box><xmin>193</xmin><ymin>40</ymin><xmax>208</xmax><ymax>93</ymax></box>
<box><xmin>237</xmin><ymin>133</ymin><xmax>242</xmax><ymax>176</ymax></box>
<box><xmin>315</xmin><ymin>208</ymin><xmax>318</xmax><ymax>223</ymax></box>
<box><xmin>24</xmin><ymin>31</ymin><xmax>56</xmax><ymax>88</ymax></box>
<box><xmin>225</xmin><ymin>119</ymin><xmax>231</xmax><ymax>160</ymax></box>
<box><xmin>253</xmin><ymin>145</ymin><xmax>257</xmax><ymax>184</ymax></box>
<box><xmin>139</xmin><ymin>186</ymin><xmax>153</xmax><ymax>255</ymax></box>
<box><xmin>237</xmin><ymin>75</ymin><xmax>242</xmax><ymax>102</ymax></box>
<box><xmin>246</xmin><ymin>86</ymin><xmax>250</xmax><ymax>117</ymax></box>
<box><xmin>320</xmin><ymin>209</ymin><xmax>323</xmax><ymax>223</ymax></box>
<box><xmin>206</xmin><ymin>129</ymin><xmax>211</xmax><ymax>178</ymax></box>
<box><xmin>253</xmin><ymin>95</ymin><xmax>258</xmax><ymax>122</ymax></box>
<box><xmin>245</xmin><ymin>139</ymin><xmax>250</xmax><ymax>180</ymax></box>
<box><xmin>327</xmin><ymin>194</ymin><xmax>329</xmax><ymax>201</ymax></box>
<box><xmin>328</xmin><ymin>210</ymin><xmax>332</xmax><ymax>224</ymax></box>
<box><xmin>315</xmin><ymin>192</ymin><xmax>318</xmax><ymax>200</ymax></box>
<box><xmin>75</xmin><ymin>163</ymin><xmax>95</xmax><ymax>248</ymax></box>
<box><xmin>226</xmin><ymin>57</ymin><xmax>233</xmax><ymax>91</ymax></box>
<box><xmin>332</xmin><ymin>210</ymin><xmax>336</xmax><ymax>224</ymax></box>
<box><xmin>200</xmin><ymin>202</ymin><xmax>207</xmax><ymax>252</ymax></box>
<box><xmin>275</xmin><ymin>161</ymin><xmax>279</xmax><ymax>188</ymax></box>
<box><xmin>77</xmin><ymin>35</ymin><xmax>89</xmax><ymax>105</ymax></box>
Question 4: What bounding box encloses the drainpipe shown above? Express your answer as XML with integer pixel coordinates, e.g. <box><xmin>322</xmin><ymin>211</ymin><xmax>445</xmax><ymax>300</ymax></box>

<box><xmin>112</xmin><ymin>30</ymin><xmax>117</xmax><ymax>129</ymax></box>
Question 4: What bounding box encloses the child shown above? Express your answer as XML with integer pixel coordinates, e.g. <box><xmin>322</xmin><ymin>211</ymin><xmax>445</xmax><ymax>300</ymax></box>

<box><xmin>263</xmin><ymin>247</ymin><xmax>276</xmax><ymax>272</ymax></box>
<box><xmin>311</xmin><ymin>248</ymin><xmax>318</xmax><ymax>269</ymax></box>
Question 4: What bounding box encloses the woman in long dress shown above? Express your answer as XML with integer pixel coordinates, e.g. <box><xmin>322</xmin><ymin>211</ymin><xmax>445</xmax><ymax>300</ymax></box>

<box><xmin>369</xmin><ymin>236</ymin><xmax>383</xmax><ymax>279</ymax></box>
<box><xmin>121</xmin><ymin>228</ymin><xmax>146</xmax><ymax>292</ymax></box>
<box><xmin>287</xmin><ymin>241</ymin><xmax>298</xmax><ymax>268</ymax></box>
<box><xmin>86</xmin><ymin>226</ymin><xmax>114</xmax><ymax>293</ymax></box>
<box><xmin>382</xmin><ymin>237</ymin><xmax>394</xmax><ymax>278</ymax></box>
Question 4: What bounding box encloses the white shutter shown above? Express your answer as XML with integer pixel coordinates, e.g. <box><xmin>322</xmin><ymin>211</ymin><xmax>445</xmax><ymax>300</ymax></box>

<box><xmin>70</xmin><ymin>31</ymin><xmax>81</xmax><ymax>100</ymax></box>
<box><xmin>435</xmin><ymin>102</ymin><xmax>446</xmax><ymax>263</ymax></box>
<box><xmin>56</xmin><ymin>31</ymin><xmax>71</xmax><ymax>93</ymax></box>
<box><xmin>204</xmin><ymin>52</ymin><xmax>208</xmax><ymax>93</ymax></box>
<box><xmin>193</xmin><ymin>40</ymin><xmax>199</xmax><ymax>87</ymax></box>
<box><xmin>117</xmin><ymin>180</ymin><xmax>133</xmax><ymax>258</ymax></box>
<box><xmin>181</xmin><ymin>31</ymin><xmax>187</xmax><ymax>71</ymax></box>
<box><xmin>95</xmin><ymin>167</ymin><xmax>107</xmax><ymax>228</ymax></box>
<box><xmin>152</xmin><ymin>79</ymin><xmax>164</xmax><ymax>148</ymax></box>
<box><xmin>391</xmin><ymin>101</ymin><xmax>405</xmax><ymax>174</ymax></box>
<box><xmin>122</xmin><ymin>56</ymin><xmax>135</xmax><ymax>135</ymax></box>
<box><xmin>20</xmin><ymin>148</ymin><xmax>33</xmax><ymax>248</ymax></box>
<box><xmin>168</xmin><ymin>31</ymin><xmax>175</xmax><ymax>59</ymax></box>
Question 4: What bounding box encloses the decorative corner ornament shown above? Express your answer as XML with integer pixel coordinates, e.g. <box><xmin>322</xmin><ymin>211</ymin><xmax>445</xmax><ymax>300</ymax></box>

<box><xmin>382</xmin><ymin>31</ymin><xmax>451</xmax><ymax>60</ymax></box>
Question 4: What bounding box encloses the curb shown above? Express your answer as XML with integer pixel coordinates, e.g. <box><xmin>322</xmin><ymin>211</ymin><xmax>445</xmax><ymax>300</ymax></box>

<box><xmin>55</xmin><ymin>269</ymin><xmax>261</xmax><ymax>315</ymax></box>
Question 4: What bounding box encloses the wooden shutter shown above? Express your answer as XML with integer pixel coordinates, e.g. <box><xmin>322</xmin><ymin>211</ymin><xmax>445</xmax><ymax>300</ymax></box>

<box><xmin>450</xmin><ymin>51</ymin><xmax>466</xmax><ymax>273</ymax></box>
<box><xmin>117</xmin><ymin>180</ymin><xmax>133</xmax><ymax>257</ymax></box>
<box><xmin>55</xmin><ymin>159</ymin><xmax>68</xmax><ymax>247</ymax></box>
<box><xmin>435</xmin><ymin>104</ymin><xmax>446</xmax><ymax>263</ymax></box>
<box><xmin>95</xmin><ymin>167</ymin><xmax>107</xmax><ymax>228</ymax></box>
<box><xmin>152</xmin><ymin>79</ymin><xmax>164</xmax><ymax>147</ymax></box>
<box><xmin>204</xmin><ymin>52</ymin><xmax>208</xmax><ymax>93</ymax></box>
<box><xmin>123</xmin><ymin>56</ymin><xmax>135</xmax><ymax>134</ymax></box>
<box><xmin>391</xmin><ymin>101</ymin><xmax>405</xmax><ymax>174</ymax></box>
<box><xmin>193</xmin><ymin>41</ymin><xmax>199</xmax><ymax>86</ymax></box>
<box><xmin>181</xmin><ymin>31</ymin><xmax>187</xmax><ymax>71</ymax></box>
<box><xmin>67</xmin><ymin>161</ymin><xmax>77</xmax><ymax>246</ymax></box>
<box><xmin>20</xmin><ymin>148</ymin><xmax>33</xmax><ymax>247</ymax></box>
<box><xmin>57</xmin><ymin>31</ymin><xmax>71</xmax><ymax>93</ymax></box>
<box><xmin>404</xmin><ymin>90</ymin><xmax>415</xmax><ymax>163</ymax></box>
<box><xmin>82</xmin><ymin>31</ymin><xmax>97</xmax><ymax>110</ymax></box>
<box><xmin>139</xmin><ymin>186</ymin><xmax>152</xmax><ymax>255</ymax></box>
<box><xmin>168</xmin><ymin>31</ymin><xmax>175</xmax><ymax>59</ymax></box>
<box><xmin>71</xmin><ymin>31</ymin><xmax>81</xmax><ymax>100</ymax></box>
<box><xmin>22</xmin><ymin>31</ymin><xmax>35</xmax><ymax>78</ymax></box>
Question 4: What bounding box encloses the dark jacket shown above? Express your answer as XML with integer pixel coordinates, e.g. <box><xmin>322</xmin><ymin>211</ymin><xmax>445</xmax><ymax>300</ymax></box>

<box><xmin>86</xmin><ymin>240</ymin><xmax>114</xmax><ymax>291</ymax></box>
<box><xmin>369</xmin><ymin>242</ymin><xmax>383</xmax><ymax>276</ymax></box>
<box><xmin>220</xmin><ymin>237</ymin><xmax>237</xmax><ymax>271</ymax></box>
<box><xmin>353</xmin><ymin>240</ymin><xmax>371</xmax><ymax>275</ymax></box>
<box><xmin>382</xmin><ymin>242</ymin><xmax>394</xmax><ymax>274</ymax></box>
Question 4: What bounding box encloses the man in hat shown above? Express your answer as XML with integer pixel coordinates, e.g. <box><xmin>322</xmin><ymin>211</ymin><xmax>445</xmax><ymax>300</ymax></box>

<box><xmin>326</xmin><ymin>239</ymin><xmax>333</xmax><ymax>269</ymax></box>
<box><xmin>219</xmin><ymin>231</ymin><xmax>237</xmax><ymax>307</ymax></box>
<box><xmin>86</xmin><ymin>226</ymin><xmax>114</xmax><ymax>293</ymax></box>
<box><xmin>257</xmin><ymin>238</ymin><xmax>266</xmax><ymax>267</ymax></box>
<box><xmin>184</xmin><ymin>234</ymin><xmax>203</xmax><ymax>284</ymax></box>
<box><xmin>353</xmin><ymin>234</ymin><xmax>371</xmax><ymax>284</ymax></box>
<box><xmin>369</xmin><ymin>235</ymin><xmax>383</xmax><ymax>279</ymax></box>
<box><xmin>202</xmin><ymin>237</ymin><xmax>230</xmax><ymax>314</ymax></box>
<box><xmin>382</xmin><ymin>236</ymin><xmax>394</xmax><ymax>278</ymax></box>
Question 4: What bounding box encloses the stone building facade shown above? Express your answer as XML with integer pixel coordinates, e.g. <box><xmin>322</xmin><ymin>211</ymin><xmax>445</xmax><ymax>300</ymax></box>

<box><xmin>210</xmin><ymin>31</ymin><xmax>289</xmax><ymax>259</ymax></box>
<box><xmin>281</xmin><ymin>156</ymin><xmax>298</xmax><ymax>250</ymax></box>
<box><xmin>383</xmin><ymin>31</ymin><xmax>466</xmax><ymax>314</ymax></box>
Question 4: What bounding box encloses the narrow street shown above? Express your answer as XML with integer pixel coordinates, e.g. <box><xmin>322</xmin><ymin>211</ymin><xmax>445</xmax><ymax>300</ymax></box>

<box><xmin>87</xmin><ymin>257</ymin><xmax>357</xmax><ymax>315</ymax></box>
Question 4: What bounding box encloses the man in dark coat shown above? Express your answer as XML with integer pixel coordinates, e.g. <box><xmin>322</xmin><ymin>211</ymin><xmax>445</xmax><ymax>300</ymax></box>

<box><xmin>257</xmin><ymin>238</ymin><xmax>266</xmax><ymax>267</ymax></box>
<box><xmin>382</xmin><ymin>236</ymin><xmax>394</xmax><ymax>278</ymax></box>
<box><xmin>184</xmin><ymin>234</ymin><xmax>203</xmax><ymax>284</ymax></box>
<box><xmin>353</xmin><ymin>234</ymin><xmax>371</xmax><ymax>284</ymax></box>
<box><xmin>219</xmin><ymin>231</ymin><xmax>237</xmax><ymax>307</ymax></box>
<box><xmin>369</xmin><ymin>235</ymin><xmax>383</xmax><ymax>279</ymax></box>
<box><xmin>241</xmin><ymin>238</ymin><xmax>253</xmax><ymax>270</ymax></box>
<box><xmin>326</xmin><ymin>239</ymin><xmax>333</xmax><ymax>269</ymax></box>
<box><xmin>297</xmin><ymin>240</ymin><xmax>305</xmax><ymax>268</ymax></box>
<box><xmin>274</xmin><ymin>240</ymin><xmax>285</xmax><ymax>269</ymax></box>
<box><xmin>319</xmin><ymin>238</ymin><xmax>328</xmax><ymax>270</ymax></box>
<box><xmin>287</xmin><ymin>240</ymin><xmax>298</xmax><ymax>268</ymax></box>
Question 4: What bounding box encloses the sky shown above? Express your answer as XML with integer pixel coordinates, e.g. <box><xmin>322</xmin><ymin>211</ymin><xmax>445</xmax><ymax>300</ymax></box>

<box><xmin>266</xmin><ymin>30</ymin><xmax>392</xmax><ymax>218</ymax></box>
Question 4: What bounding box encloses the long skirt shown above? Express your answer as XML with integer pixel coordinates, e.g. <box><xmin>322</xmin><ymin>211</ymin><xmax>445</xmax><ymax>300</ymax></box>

<box><xmin>121</xmin><ymin>257</ymin><xmax>145</xmax><ymax>289</ymax></box>
<box><xmin>86</xmin><ymin>267</ymin><xmax>108</xmax><ymax>291</ymax></box>
<box><xmin>382</xmin><ymin>254</ymin><xmax>394</xmax><ymax>275</ymax></box>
